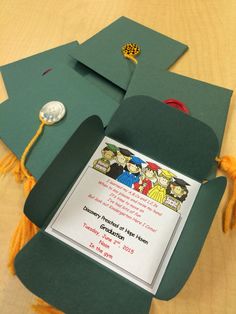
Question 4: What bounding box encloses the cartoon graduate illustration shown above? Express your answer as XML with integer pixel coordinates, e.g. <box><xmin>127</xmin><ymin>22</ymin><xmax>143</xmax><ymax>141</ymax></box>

<box><xmin>106</xmin><ymin>147</ymin><xmax>133</xmax><ymax>180</ymax></box>
<box><xmin>117</xmin><ymin>156</ymin><xmax>144</xmax><ymax>188</ymax></box>
<box><xmin>93</xmin><ymin>143</ymin><xmax>117</xmax><ymax>174</ymax></box>
<box><xmin>147</xmin><ymin>169</ymin><xmax>175</xmax><ymax>204</ymax></box>
<box><xmin>166</xmin><ymin>177</ymin><xmax>190</xmax><ymax>202</ymax></box>
<box><xmin>134</xmin><ymin>161</ymin><xmax>159</xmax><ymax>195</ymax></box>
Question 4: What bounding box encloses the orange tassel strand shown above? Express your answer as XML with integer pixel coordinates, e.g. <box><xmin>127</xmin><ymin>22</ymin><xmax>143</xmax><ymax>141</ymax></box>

<box><xmin>7</xmin><ymin>121</ymin><xmax>46</xmax><ymax>273</ymax></box>
<box><xmin>216</xmin><ymin>155</ymin><xmax>236</xmax><ymax>232</ymax></box>
<box><xmin>8</xmin><ymin>214</ymin><xmax>39</xmax><ymax>274</ymax></box>
<box><xmin>20</xmin><ymin>120</ymin><xmax>46</xmax><ymax>179</ymax></box>
<box><xmin>32</xmin><ymin>299</ymin><xmax>64</xmax><ymax>314</ymax></box>
<box><xmin>0</xmin><ymin>151</ymin><xmax>18</xmax><ymax>175</ymax></box>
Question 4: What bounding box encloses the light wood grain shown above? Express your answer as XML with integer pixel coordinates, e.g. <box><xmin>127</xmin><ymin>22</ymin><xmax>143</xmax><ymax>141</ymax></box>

<box><xmin>0</xmin><ymin>1</ymin><xmax>236</xmax><ymax>313</ymax></box>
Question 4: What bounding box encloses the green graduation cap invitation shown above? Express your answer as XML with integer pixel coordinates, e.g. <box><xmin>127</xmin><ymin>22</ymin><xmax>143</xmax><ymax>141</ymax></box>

<box><xmin>15</xmin><ymin>96</ymin><xmax>226</xmax><ymax>313</ymax></box>
<box><xmin>0</xmin><ymin>65</ymin><xmax>119</xmax><ymax>180</ymax></box>
<box><xmin>0</xmin><ymin>41</ymin><xmax>80</xmax><ymax>97</ymax></box>
<box><xmin>71</xmin><ymin>16</ymin><xmax>188</xmax><ymax>90</ymax></box>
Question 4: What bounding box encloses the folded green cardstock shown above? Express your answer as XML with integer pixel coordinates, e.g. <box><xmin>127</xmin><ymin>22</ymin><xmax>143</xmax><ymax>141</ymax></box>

<box><xmin>0</xmin><ymin>41</ymin><xmax>80</xmax><ymax>97</ymax></box>
<box><xmin>15</xmin><ymin>96</ymin><xmax>226</xmax><ymax>313</ymax></box>
<box><xmin>71</xmin><ymin>16</ymin><xmax>188</xmax><ymax>90</ymax></box>
<box><xmin>125</xmin><ymin>64</ymin><xmax>233</xmax><ymax>147</ymax></box>
<box><xmin>0</xmin><ymin>65</ymin><xmax>119</xmax><ymax>179</ymax></box>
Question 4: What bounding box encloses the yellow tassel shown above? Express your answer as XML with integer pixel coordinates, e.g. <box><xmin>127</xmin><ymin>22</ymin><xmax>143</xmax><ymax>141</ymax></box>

<box><xmin>8</xmin><ymin>173</ymin><xmax>38</xmax><ymax>273</ymax></box>
<box><xmin>0</xmin><ymin>151</ymin><xmax>25</xmax><ymax>182</ymax></box>
<box><xmin>216</xmin><ymin>156</ymin><xmax>236</xmax><ymax>232</ymax></box>
<box><xmin>0</xmin><ymin>151</ymin><xmax>18</xmax><ymax>175</ymax></box>
<box><xmin>8</xmin><ymin>122</ymin><xmax>45</xmax><ymax>272</ymax></box>
<box><xmin>32</xmin><ymin>298</ymin><xmax>64</xmax><ymax>314</ymax></box>
<box><xmin>19</xmin><ymin>121</ymin><xmax>45</xmax><ymax>179</ymax></box>
<box><xmin>0</xmin><ymin>151</ymin><xmax>39</xmax><ymax>273</ymax></box>
<box><xmin>8</xmin><ymin>213</ymin><xmax>39</xmax><ymax>274</ymax></box>
<box><xmin>124</xmin><ymin>54</ymin><xmax>138</xmax><ymax>64</ymax></box>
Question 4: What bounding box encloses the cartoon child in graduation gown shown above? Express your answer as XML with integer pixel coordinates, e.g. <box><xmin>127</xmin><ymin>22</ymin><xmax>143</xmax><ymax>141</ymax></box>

<box><xmin>163</xmin><ymin>177</ymin><xmax>190</xmax><ymax>211</ymax></box>
<box><xmin>166</xmin><ymin>178</ymin><xmax>190</xmax><ymax>202</ymax></box>
<box><xmin>134</xmin><ymin>162</ymin><xmax>159</xmax><ymax>195</ymax></box>
<box><xmin>93</xmin><ymin>143</ymin><xmax>117</xmax><ymax>174</ymax></box>
<box><xmin>117</xmin><ymin>156</ymin><xmax>144</xmax><ymax>188</ymax></box>
<box><xmin>147</xmin><ymin>169</ymin><xmax>175</xmax><ymax>204</ymax></box>
<box><xmin>106</xmin><ymin>148</ymin><xmax>133</xmax><ymax>180</ymax></box>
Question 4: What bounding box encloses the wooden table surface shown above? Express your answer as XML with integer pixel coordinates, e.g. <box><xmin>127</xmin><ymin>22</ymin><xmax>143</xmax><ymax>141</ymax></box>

<box><xmin>0</xmin><ymin>1</ymin><xmax>236</xmax><ymax>313</ymax></box>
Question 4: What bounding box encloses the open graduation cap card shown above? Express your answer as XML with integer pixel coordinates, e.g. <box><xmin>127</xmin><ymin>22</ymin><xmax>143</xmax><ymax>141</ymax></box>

<box><xmin>15</xmin><ymin>96</ymin><xmax>226</xmax><ymax>314</ymax></box>
<box><xmin>0</xmin><ymin>64</ymin><xmax>119</xmax><ymax>180</ymax></box>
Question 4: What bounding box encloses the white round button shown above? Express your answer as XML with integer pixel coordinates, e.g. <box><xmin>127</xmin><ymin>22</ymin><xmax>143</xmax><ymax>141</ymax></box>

<box><xmin>39</xmin><ymin>101</ymin><xmax>66</xmax><ymax>125</ymax></box>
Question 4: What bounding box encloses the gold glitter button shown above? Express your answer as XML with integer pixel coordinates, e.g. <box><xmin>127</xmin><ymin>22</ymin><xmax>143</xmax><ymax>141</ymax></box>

<box><xmin>121</xmin><ymin>43</ymin><xmax>141</xmax><ymax>64</ymax></box>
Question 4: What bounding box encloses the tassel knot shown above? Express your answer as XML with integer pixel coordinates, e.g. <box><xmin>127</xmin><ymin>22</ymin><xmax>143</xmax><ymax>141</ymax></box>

<box><xmin>12</xmin><ymin>160</ymin><xmax>25</xmax><ymax>182</ymax></box>
<box><xmin>23</xmin><ymin>175</ymin><xmax>37</xmax><ymax>197</ymax></box>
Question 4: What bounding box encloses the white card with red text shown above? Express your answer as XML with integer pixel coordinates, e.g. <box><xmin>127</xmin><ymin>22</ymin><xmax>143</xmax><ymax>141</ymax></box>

<box><xmin>46</xmin><ymin>136</ymin><xmax>201</xmax><ymax>293</ymax></box>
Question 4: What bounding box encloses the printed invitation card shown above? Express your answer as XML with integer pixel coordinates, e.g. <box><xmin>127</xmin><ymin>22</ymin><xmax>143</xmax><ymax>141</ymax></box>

<box><xmin>46</xmin><ymin>137</ymin><xmax>201</xmax><ymax>293</ymax></box>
